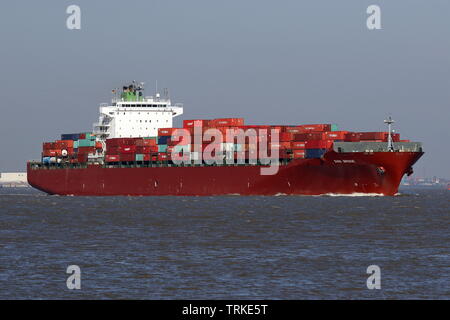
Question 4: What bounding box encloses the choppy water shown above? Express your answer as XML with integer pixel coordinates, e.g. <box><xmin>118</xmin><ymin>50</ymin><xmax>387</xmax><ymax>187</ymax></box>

<box><xmin>0</xmin><ymin>187</ymin><xmax>448</xmax><ymax>299</ymax></box>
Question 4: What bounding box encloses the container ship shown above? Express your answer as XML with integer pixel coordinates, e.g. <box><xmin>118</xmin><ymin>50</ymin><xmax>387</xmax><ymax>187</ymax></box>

<box><xmin>27</xmin><ymin>82</ymin><xmax>424</xmax><ymax>196</ymax></box>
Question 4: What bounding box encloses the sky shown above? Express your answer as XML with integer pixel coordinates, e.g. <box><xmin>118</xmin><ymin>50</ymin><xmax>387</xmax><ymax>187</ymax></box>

<box><xmin>0</xmin><ymin>0</ymin><xmax>448</xmax><ymax>178</ymax></box>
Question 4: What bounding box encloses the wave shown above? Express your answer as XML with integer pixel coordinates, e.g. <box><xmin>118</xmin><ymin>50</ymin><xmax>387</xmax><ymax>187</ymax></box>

<box><xmin>320</xmin><ymin>192</ymin><xmax>386</xmax><ymax>197</ymax></box>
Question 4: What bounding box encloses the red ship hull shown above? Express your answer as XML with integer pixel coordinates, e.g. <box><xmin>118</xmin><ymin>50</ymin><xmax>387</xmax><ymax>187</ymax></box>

<box><xmin>27</xmin><ymin>151</ymin><xmax>423</xmax><ymax>196</ymax></box>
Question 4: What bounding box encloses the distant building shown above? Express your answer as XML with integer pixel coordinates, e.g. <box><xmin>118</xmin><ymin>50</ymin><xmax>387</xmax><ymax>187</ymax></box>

<box><xmin>0</xmin><ymin>172</ymin><xmax>29</xmax><ymax>187</ymax></box>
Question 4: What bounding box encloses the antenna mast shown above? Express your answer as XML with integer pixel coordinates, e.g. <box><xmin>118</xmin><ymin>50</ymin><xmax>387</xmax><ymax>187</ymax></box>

<box><xmin>384</xmin><ymin>116</ymin><xmax>395</xmax><ymax>152</ymax></box>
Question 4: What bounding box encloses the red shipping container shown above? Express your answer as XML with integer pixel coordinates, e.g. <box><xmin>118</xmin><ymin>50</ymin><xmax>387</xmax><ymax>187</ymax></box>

<box><xmin>279</xmin><ymin>132</ymin><xmax>294</xmax><ymax>142</ymax></box>
<box><xmin>344</xmin><ymin>132</ymin><xmax>360</xmax><ymax>142</ymax></box>
<box><xmin>158</xmin><ymin>153</ymin><xmax>169</xmax><ymax>161</ymax></box>
<box><xmin>358</xmin><ymin>132</ymin><xmax>387</xmax><ymax>140</ymax></box>
<box><xmin>278</xmin><ymin>149</ymin><xmax>291</xmax><ymax>159</ymax></box>
<box><xmin>55</xmin><ymin>140</ymin><xmax>74</xmax><ymax>149</ymax></box>
<box><xmin>210</xmin><ymin>118</ymin><xmax>244</xmax><ymax>127</ymax></box>
<box><xmin>292</xmin><ymin>141</ymin><xmax>306</xmax><ymax>149</ymax></box>
<box><xmin>136</xmin><ymin>139</ymin><xmax>157</xmax><ymax>147</ymax></box>
<box><xmin>43</xmin><ymin>142</ymin><xmax>55</xmax><ymax>150</ymax></box>
<box><xmin>305</xmin><ymin>140</ymin><xmax>334</xmax><ymax>149</ymax></box>
<box><xmin>292</xmin><ymin>150</ymin><xmax>306</xmax><ymax>159</ymax></box>
<box><xmin>158</xmin><ymin>128</ymin><xmax>178</xmax><ymax>136</ymax></box>
<box><xmin>293</xmin><ymin>132</ymin><xmax>324</xmax><ymax>141</ymax></box>
<box><xmin>323</xmin><ymin>131</ymin><xmax>348</xmax><ymax>140</ymax></box>
<box><xmin>120</xmin><ymin>154</ymin><xmax>135</xmax><ymax>162</ymax></box>
<box><xmin>106</xmin><ymin>138</ymin><xmax>138</xmax><ymax>147</ymax></box>
<box><xmin>267</xmin><ymin>141</ymin><xmax>291</xmax><ymax>149</ymax></box>
<box><xmin>119</xmin><ymin>145</ymin><xmax>136</xmax><ymax>154</ymax></box>
<box><xmin>106</xmin><ymin>146</ymin><xmax>119</xmax><ymax>155</ymax></box>
<box><xmin>77</xmin><ymin>154</ymin><xmax>88</xmax><ymax>163</ymax></box>
<box><xmin>105</xmin><ymin>155</ymin><xmax>120</xmax><ymax>162</ymax></box>
<box><xmin>298</xmin><ymin>124</ymin><xmax>331</xmax><ymax>132</ymax></box>
<box><xmin>284</xmin><ymin>127</ymin><xmax>304</xmax><ymax>134</ymax></box>
<box><xmin>136</xmin><ymin>146</ymin><xmax>158</xmax><ymax>154</ymax></box>
<box><xmin>183</xmin><ymin>119</ymin><xmax>210</xmax><ymax>128</ymax></box>
<box><xmin>42</xmin><ymin>150</ymin><xmax>58</xmax><ymax>157</ymax></box>
<box><xmin>78</xmin><ymin>146</ymin><xmax>95</xmax><ymax>155</ymax></box>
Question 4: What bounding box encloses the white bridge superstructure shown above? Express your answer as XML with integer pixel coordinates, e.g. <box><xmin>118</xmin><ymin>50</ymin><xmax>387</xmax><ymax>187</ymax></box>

<box><xmin>93</xmin><ymin>82</ymin><xmax>183</xmax><ymax>140</ymax></box>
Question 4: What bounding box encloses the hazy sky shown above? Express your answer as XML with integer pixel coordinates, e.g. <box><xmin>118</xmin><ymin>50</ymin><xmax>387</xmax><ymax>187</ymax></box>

<box><xmin>0</xmin><ymin>0</ymin><xmax>449</xmax><ymax>178</ymax></box>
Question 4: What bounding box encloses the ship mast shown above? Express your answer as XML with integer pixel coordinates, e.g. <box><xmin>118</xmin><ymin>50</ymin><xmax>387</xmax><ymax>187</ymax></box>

<box><xmin>384</xmin><ymin>116</ymin><xmax>395</xmax><ymax>152</ymax></box>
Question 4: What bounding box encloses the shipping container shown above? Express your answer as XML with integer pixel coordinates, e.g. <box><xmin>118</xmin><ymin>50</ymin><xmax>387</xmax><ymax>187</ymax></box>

<box><xmin>136</xmin><ymin>145</ymin><xmax>158</xmax><ymax>154</ymax></box>
<box><xmin>42</xmin><ymin>150</ymin><xmax>58</xmax><ymax>157</ymax></box>
<box><xmin>78</xmin><ymin>139</ymin><xmax>96</xmax><ymax>147</ymax></box>
<box><xmin>293</xmin><ymin>132</ymin><xmax>324</xmax><ymax>141</ymax></box>
<box><xmin>158</xmin><ymin>144</ymin><xmax>168</xmax><ymax>153</ymax></box>
<box><xmin>105</xmin><ymin>155</ymin><xmax>120</xmax><ymax>162</ymax></box>
<box><xmin>43</xmin><ymin>142</ymin><xmax>55</xmax><ymax>150</ymax></box>
<box><xmin>323</xmin><ymin>131</ymin><xmax>348</xmax><ymax>140</ymax></box>
<box><xmin>279</xmin><ymin>132</ymin><xmax>294</xmax><ymax>142</ymax></box>
<box><xmin>77</xmin><ymin>153</ymin><xmax>88</xmax><ymax>163</ymax></box>
<box><xmin>292</xmin><ymin>150</ymin><xmax>306</xmax><ymax>159</ymax></box>
<box><xmin>158</xmin><ymin>136</ymin><xmax>171</xmax><ymax>145</ymax></box>
<box><xmin>77</xmin><ymin>146</ymin><xmax>96</xmax><ymax>155</ymax></box>
<box><xmin>136</xmin><ymin>139</ymin><xmax>157</xmax><ymax>147</ymax></box>
<box><xmin>183</xmin><ymin>119</ymin><xmax>210</xmax><ymax>128</ymax></box>
<box><xmin>158</xmin><ymin>128</ymin><xmax>178</xmax><ymax>136</ymax></box>
<box><xmin>305</xmin><ymin>140</ymin><xmax>334</xmax><ymax>149</ymax></box>
<box><xmin>120</xmin><ymin>154</ymin><xmax>135</xmax><ymax>162</ymax></box>
<box><xmin>106</xmin><ymin>138</ymin><xmax>138</xmax><ymax>147</ymax></box>
<box><xmin>209</xmin><ymin>118</ymin><xmax>244</xmax><ymax>127</ymax></box>
<box><xmin>305</xmin><ymin>148</ymin><xmax>327</xmax><ymax>158</ymax></box>
<box><xmin>298</xmin><ymin>124</ymin><xmax>331</xmax><ymax>132</ymax></box>
<box><xmin>55</xmin><ymin>140</ymin><xmax>74</xmax><ymax>149</ymax></box>
<box><xmin>291</xmin><ymin>141</ymin><xmax>306</xmax><ymax>149</ymax></box>
<box><xmin>358</xmin><ymin>132</ymin><xmax>388</xmax><ymax>141</ymax></box>
<box><xmin>61</xmin><ymin>133</ymin><xmax>81</xmax><ymax>141</ymax></box>
<box><xmin>118</xmin><ymin>145</ymin><xmax>136</xmax><ymax>154</ymax></box>
<box><xmin>157</xmin><ymin>153</ymin><xmax>169</xmax><ymax>161</ymax></box>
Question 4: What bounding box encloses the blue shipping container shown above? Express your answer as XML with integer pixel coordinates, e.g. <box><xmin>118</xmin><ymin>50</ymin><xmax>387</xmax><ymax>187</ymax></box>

<box><xmin>61</xmin><ymin>133</ymin><xmax>81</xmax><ymax>141</ymax></box>
<box><xmin>158</xmin><ymin>136</ymin><xmax>170</xmax><ymax>145</ymax></box>
<box><xmin>305</xmin><ymin>148</ymin><xmax>327</xmax><ymax>159</ymax></box>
